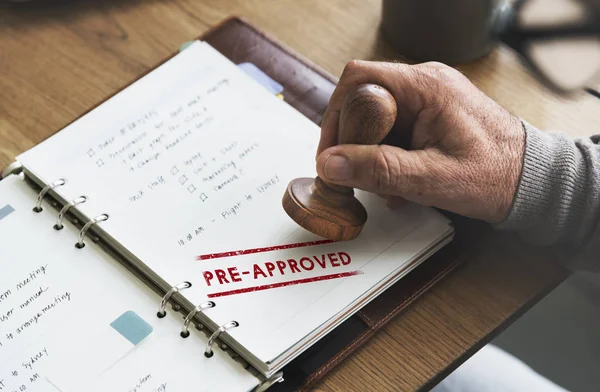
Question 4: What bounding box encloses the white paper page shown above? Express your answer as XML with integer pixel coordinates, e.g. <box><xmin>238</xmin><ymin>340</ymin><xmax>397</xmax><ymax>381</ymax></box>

<box><xmin>16</xmin><ymin>41</ymin><xmax>452</xmax><ymax>368</ymax></box>
<box><xmin>0</xmin><ymin>174</ymin><xmax>258</xmax><ymax>392</ymax></box>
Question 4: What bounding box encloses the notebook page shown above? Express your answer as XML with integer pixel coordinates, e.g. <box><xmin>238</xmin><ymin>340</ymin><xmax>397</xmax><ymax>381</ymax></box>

<box><xmin>16</xmin><ymin>41</ymin><xmax>453</xmax><ymax>371</ymax></box>
<box><xmin>0</xmin><ymin>174</ymin><xmax>258</xmax><ymax>392</ymax></box>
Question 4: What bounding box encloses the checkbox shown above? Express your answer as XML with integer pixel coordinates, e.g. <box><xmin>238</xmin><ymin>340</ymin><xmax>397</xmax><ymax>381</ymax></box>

<box><xmin>187</xmin><ymin>184</ymin><xmax>196</xmax><ymax>194</ymax></box>
<box><xmin>170</xmin><ymin>166</ymin><xmax>179</xmax><ymax>175</ymax></box>
<box><xmin>87</xmin><ymin>148</ymin><xmax>95</xmax><ymax>157</ymax></box>
<box><xmin>96</xmin><ymin>158</ymin><xmax>105</xmax><ymax>167</ymax></box>
<box><xmin>199</xmin><ymin>193</ymin><xmax>208</xmax><ymax>202</ymax></box>
<box><xmin>179</xmin><ymin>175</ymin><xmax>188</xmax><ymax>185</ymax></box>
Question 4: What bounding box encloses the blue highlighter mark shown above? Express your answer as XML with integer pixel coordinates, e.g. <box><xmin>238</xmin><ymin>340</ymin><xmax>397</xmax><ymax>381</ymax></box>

<box><xmin>110</xmin><ymin>311</ymin><xmax>153</xmax><ymax>345</ymax></box>
<box><xmin>0</xmin><ymin>205</ymin><xmax>15</xmax><ymax>221</ymax></box>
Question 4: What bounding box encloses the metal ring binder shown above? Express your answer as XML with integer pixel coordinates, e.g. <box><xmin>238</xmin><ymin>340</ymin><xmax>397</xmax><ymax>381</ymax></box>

<box><xmin>255</xmin><ymin>372</ymin><xmax>284</xmax><ymax>392</ymax></box>
<box><xmin>75</xmin><ymin>214</ymin><xmax>109</xmax><ymax>249</ymax></box>
<box><xmin>205</xmin><ymin>320</ymin><xmax>239</xmax><ymax>358</ymax></box>
<box><xmin>1</xmin><ymin>161</ymin><xmax>23</xmax><ymax>179</ymax></box>
<box><xmin>180</xmin><ymin>301</ymin><xmax>215</xmax><ymax>338</ymax></box>
<box><xmin>157</xmin><ymin>281</ymin><xmax>192</xmax><ymax>318</ymax></box>
<box><xmin>33</xmin><ymin>178</ymin><xmax>66</xmax><ymax>212</ymax></box>
<box><xmin>54</xmin><ymin>196</ymin><xmax>88</xmax><ymax>230</ymax></box>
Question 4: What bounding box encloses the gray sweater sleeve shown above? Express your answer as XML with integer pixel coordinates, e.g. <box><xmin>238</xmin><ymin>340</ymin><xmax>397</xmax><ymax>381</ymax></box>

<box><xmin>495</xmin><ymin>120</ymin><xmax>600</xmax><ymax>273</ymax></box>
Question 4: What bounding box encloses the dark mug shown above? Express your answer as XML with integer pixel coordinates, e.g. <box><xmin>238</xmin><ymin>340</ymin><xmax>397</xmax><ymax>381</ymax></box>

<box><xmin>380</xmin><ymin>0</ymin><xmax>600</xmax><ymax>94</ymax></box>
<box><xmin>381</xmin><ymin>0</ymin><xmax>509</xmax><ymax>64</ymax></box>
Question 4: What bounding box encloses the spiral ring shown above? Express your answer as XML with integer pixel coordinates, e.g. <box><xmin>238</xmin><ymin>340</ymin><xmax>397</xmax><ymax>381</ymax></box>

<box><xmin>157</xmin><ymin>281</ymin><xmax>192</xmax><ymax>318</ymax></box>
<box><xmin>33</xmin><ymin>179</ymin><xmax>66</xmax><ymax>212</ymax></box>
<box><xmin>75</xmin><ymin>214</ymin><xmax>109</xmax><ymax>248</ymax></box>
<box><xmin>205</xmin><ymin>320</ymin><xmax>239</xmax><ymax>358</ymax></box>
<box><xmin>54</xmin><ymin>196</ymin><xmax>87</xmax><ymax>230</ymax></box>
<box><xmin>180</xmin><ymin>301</ymin><xmax>215</xmax><ymax>338</ymax></box>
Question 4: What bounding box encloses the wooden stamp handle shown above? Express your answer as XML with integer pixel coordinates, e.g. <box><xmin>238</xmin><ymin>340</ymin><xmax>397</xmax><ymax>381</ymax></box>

<box><xmin>317</xmin><ymin>84</ymin><xmax>398</xmax><ymax>196</ymax></box>
<box><xmin>283</xmin><ymin>85</ymin><xmax>396</xmax><ymax>240</ymax></box>
<box><xmin>337</xmin><ymin>84</ymin><xmax>397</xmax><ymax>146</ymax></box>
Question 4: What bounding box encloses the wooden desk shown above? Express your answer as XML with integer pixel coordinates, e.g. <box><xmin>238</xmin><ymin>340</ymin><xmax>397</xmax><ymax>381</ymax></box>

<box><xmin>0</xmin><ymin>1</ymin><xmax>597</xmax><ymax>390</ymax></box>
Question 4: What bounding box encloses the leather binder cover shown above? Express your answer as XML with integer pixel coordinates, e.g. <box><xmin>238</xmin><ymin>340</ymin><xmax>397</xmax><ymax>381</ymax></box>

<box><xmin>200</xmin><ymin>17</ymin><xmax>466</xmax><ymax>391</ymax></box>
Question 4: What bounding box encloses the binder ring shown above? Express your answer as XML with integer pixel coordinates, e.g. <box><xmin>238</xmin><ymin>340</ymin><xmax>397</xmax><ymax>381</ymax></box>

<box><xmin>180</xmin><ymin>301</ymin><xmax>215</xmax><ymax>338</ymax></box>
<box><xmin>205</xmin><ymin>320</ymin><xmax>239</xmax><ymax>358</ymax></box>
<box><xmin>157</xmin><ymin>281</ymin><xmax>192</xmax><ymax>318</ymax></box>
<box><xmin>255</xmin><ymin>372</ymin><xmax>284</xmax><ymax>392</ymax></box>
<box><xmin>75</xmin><ymin>214</ymin><xmax>109</xmax><ymax>249</ymax></box>
<box><xmin>33</xmin><ymin>178</ymin><xmax>66</xmax><ymax>212</ymax></box>
<box><xmin>54</xmin><ymin>196</ymin><xmax>87</xmax><ymax>230</ymax></box>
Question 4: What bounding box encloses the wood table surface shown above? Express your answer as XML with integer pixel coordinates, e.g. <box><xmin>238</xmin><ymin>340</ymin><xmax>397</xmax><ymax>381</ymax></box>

<box><xmin>1</xmin><ymin>1</ymin><xmax>597</xmax><ymax>391</ymax></box>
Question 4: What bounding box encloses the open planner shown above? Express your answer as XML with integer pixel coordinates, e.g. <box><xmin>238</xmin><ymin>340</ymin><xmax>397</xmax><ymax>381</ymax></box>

<box><xmin>0</xmin><ymin>36</ymin><xmax>454</xmax><ymax>391</ymax></box>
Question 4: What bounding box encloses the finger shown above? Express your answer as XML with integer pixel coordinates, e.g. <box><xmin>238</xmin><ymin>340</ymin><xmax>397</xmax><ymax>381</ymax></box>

<box><xmin>316</xmin><ymin>108</ymin><xmax>340</xmax><ymax>160</ymax></box>
<box><xmin>316</xmin><ymin>60</ymin><xmax>427</xmax><ymax>157</ymax></box>
<box><xmin>315</xmin><ymin>143</ymin><xmax>440</xmax><ymax>198</ymax></box>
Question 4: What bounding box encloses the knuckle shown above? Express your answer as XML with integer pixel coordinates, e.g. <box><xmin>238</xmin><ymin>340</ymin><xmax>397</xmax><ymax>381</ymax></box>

<box><xmin>371</xmin><ymin>147</ymin><xmax>399</xmax><ymax>194</ymax></box>
<box><xmin>420</xmin><ymin>61</ymin><xmax>448</xmax><ymax>70</ymax></box>
<box><xmin>417</xmin><ymin>62</ymin><xmax>464</xmax><ymax>86</ymax></box>
<box><xmin>381</xmin><ymin>61</ymin><xmax>408</xmax><ymax>75</ymax></box>
<box><xmin>342</xmin><ymin>59</ymin><xmax>367</xmax><ymax>77</ymax></box>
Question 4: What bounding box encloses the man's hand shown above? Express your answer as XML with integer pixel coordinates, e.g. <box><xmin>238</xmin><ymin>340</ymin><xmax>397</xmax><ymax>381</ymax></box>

<box><xmin>315</xmin><ymin>60</ymin><xmax>526</xmax><ymax>223</ymax></box>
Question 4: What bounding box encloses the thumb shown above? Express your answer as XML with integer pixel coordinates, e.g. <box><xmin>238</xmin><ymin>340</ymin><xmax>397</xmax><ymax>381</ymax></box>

<box><xmin>316</xmin><ymin>144</ymin><xmax>437</xmax><ymax>197</ymax></box>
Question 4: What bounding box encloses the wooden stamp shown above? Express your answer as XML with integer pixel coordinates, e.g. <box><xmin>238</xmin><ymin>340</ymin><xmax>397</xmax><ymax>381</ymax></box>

<box><xmin>282</xmin><ymin>84</ymin><xmax>398</xmax><ymax>241</ymax></box>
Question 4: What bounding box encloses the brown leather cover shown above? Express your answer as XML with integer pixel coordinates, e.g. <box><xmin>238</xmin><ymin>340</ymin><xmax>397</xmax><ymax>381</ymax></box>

<box><xmin>199</xmin><ymin>17</ymin><xmax>468</xmax><ymax>391</ymax></box>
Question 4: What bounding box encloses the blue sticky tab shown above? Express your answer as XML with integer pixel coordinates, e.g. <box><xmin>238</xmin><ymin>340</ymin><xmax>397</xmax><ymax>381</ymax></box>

<box><xmin>237</xmin><ymin>62</ymin><xmax>284</xmax><ymax>94</ymax></box>
<box><xmin>0</xmin><ymin>205</ymin><xmax>15</xmax><ymax>221</ymax></box>
<box><xmin>110</xmin><ymin>311</ymin><xmax>153</xmax><ymax>345</ymax></box>
<box><xmin>179</xmin><ymin>41</ymin><xmax>195</xmax><ymax>52</ymax></box>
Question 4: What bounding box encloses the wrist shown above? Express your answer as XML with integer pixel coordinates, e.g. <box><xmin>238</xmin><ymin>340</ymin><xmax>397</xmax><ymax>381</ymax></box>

<box><xmin>494</xmin><ymin>120</ymin><xmax>595</xmax><ymax>245</ymax></box>
<box><xmin>489</xmin><ymin>115</ymin><xmax>527</xmax><ymax>223</ymax></box>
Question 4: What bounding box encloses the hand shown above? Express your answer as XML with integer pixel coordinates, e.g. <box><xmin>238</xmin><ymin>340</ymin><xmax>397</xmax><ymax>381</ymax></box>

<box><xmin>315</xmin><ymin>60</ymin><xmax>526</xmax><ymax>223</ymax></box>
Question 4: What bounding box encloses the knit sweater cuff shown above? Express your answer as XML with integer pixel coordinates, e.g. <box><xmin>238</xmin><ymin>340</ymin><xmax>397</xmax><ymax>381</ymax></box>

<box><xmin>494</xmin><ymin>120</ymin><xmax>593</xmax><ymax>245</ymax></box>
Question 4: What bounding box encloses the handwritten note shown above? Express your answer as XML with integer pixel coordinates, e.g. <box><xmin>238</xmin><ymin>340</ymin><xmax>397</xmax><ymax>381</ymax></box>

<box><xmin>86</xmin><ymin>84</ymin><xmax>219</xmax><ymax>177</ymax></box>
<box><xmin>174</xmin><ymin>172</ymin><xmax>280</xmax><ymax>248</ymax></box>
<box><xmin>1</xmin><ymin>265</ymin><xmax>72</xmax><ymax>340</ymax></box>
<box><xmin>0</xmin><ymin>346</ymin><xmax>49</xmax><ymax>392</ymax></box>
<box><xmin>0</xmin><ymin>260</ymin><xmax>75</xmax><ymax>359</ymax></box>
